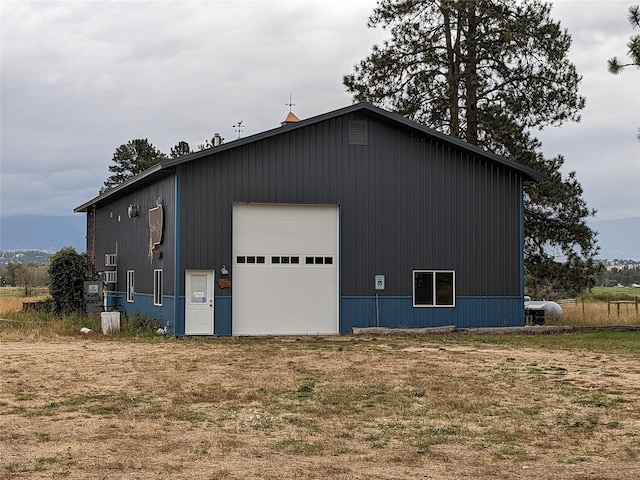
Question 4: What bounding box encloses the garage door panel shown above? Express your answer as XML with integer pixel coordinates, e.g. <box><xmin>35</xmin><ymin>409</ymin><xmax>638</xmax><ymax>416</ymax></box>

<box><xmin>232</xmin><ymin>204</ymin><xmax>339</xmax><ymax>335</ymax></box>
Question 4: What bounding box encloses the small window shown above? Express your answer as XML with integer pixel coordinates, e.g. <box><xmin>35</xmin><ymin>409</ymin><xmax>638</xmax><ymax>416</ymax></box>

<box><xmin>272</xmin><ymin>256</ymin><xmax>280</xmax><ymax>264</ymax></box>
<box><xmin>305</xmin><ymin>257</ymin><xmax>314</xmax><ymax>265</ymax></box>
<box><xmin>324</xmin><ymin>257</ymin><xmax>333</xmax><ymax>265</ymax></box>
<box><xmin>257</xmin><ymin>256</ymin><xmax>265</xmax><ymax>264</ymax></box>
<box><xmin>247</xmin><ymin>256</ymin><xmax>256</xmax><ymax>264</ymax></box>
<box><xmin>105</xmin><ymin>253</ymin><xmax>117</xmax><ymax>267</ymax></box>
<box><xmin>413</xmin><ymin>271</ymin><xmax>455</xmax><ymax>307</ymax></box>
<box><xmin>291</xmin><ymin>256</ymin><xmax>299</xmax><ymax>264</ymax></box>
<box><xmin>126</xmin><ymin>270</ymin><xmax>134</xmax><ymax>303</ymax></box>
<box><xmin>237</xmin><ymin>256</ymin><xmax>246</xmax><ymax>264</ymax></box>
<box><xmin>315</xmin><ymin>257</ymin><xmax>324</xmax><ymax>264</ymax></box>
<box><xmin>154</xmin><ymin>269</ymin><xmax>163</xmax><ymax>306</ymax></box>
<box><xmin>282</xmin><ymin>256</ymin><xmax>290</xmax><ymax>264</ymax></box>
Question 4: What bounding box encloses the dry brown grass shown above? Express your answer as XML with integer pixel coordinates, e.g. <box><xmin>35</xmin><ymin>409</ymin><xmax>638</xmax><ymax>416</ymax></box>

<box><xmin>1</xmin><ymin>335</ymin><xmax>639</xmax><ymax>479</ymax></box>
<box><xmin>0</xmin><ymin>288</ymin><xmax>48</xmax><ymax>316</ymax></box>
<box><xmin>552</xmin><ymin>300</ymin><xmax>640</xmax><ymax>326</ymax></box>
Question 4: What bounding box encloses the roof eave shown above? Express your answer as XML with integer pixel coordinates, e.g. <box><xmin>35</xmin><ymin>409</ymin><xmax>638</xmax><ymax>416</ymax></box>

<box><xmin>75</xmin><ymin>101</ymin><xmax>547</xmax><ymax>213</ymax></box>
<box><xmin>351</xmin><ymin>103</ymin><xmax>548</xmax><ymax>183</ymax></box>
<box><xmin>74</xmin><ymin>163</ymin><xmax>172</xmax><ymax>213</ymax></box>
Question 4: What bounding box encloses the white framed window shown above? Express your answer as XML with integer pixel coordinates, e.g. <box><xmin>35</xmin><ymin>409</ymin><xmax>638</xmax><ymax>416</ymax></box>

<box><xmin>105</xmin><ymin>254</ymin><xmax>117</xmax><ymax>267</ymax></box>
<box><xmin>104</xmin><ymin>271</ymin><xmax>117</xmax><ymax>284</ymax></box>
<box><xmin>413</xmin><ymin>270</ymin><xmax>455</xmax><ymax>307</ymax></box>
<box><xmin>153</xmin><ymin>269</ymin><xmax>163</xmax><ymax>306</ymax></box>
<box><xmin>127</xmin><ymin>270</ymin><xmax>135</xmax><ymax>303</ymax></box>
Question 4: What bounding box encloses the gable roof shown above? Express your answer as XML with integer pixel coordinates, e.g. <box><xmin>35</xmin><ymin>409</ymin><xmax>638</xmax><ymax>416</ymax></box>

<box><xmin>75</xmin><ymin>102</ymin><xmax>546</xmax><ymax>212</ymax></box>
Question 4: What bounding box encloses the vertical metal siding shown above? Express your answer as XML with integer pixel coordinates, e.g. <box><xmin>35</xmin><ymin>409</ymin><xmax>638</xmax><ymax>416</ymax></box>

<box><xmin>179</xmin><ymin>112</ymin><xmax>522</xmax><ymax>306</ymax></box>
<box><xmin>339</xmin><ymin>296</ymin><xmax>523</xmax><ymax>333</ymax></box>
<box><xmin>91</xmin><ymin>175</ymin><xmax>175</xmax><ymax>298</ymax></box>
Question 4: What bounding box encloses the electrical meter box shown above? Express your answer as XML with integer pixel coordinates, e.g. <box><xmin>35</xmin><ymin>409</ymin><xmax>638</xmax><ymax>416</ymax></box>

<box><xmin>84</xmin><ymin>281</ymin><xmax>104</xmax><ymax>313</ymax></box>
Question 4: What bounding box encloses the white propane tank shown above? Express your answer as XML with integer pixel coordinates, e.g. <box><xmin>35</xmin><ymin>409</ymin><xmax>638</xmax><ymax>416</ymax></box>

<box><xmin>524</xmin><ymin>300</ymin><xmax>563</xmax><ymax>318</ymax></box>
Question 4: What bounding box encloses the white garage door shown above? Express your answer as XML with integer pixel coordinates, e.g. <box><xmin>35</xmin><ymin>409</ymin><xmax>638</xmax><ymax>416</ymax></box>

<box><xmin>232</xmin><ymin>203</ymin><xmax>339</xmax><ymax>335</ymax></box>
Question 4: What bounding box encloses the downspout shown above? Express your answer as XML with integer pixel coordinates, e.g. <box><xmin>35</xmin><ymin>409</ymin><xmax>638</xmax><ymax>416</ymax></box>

<box><xmin>172</xmin><ymin>166</ymin><xmax>181</xmax><ymax>335</ymax></box>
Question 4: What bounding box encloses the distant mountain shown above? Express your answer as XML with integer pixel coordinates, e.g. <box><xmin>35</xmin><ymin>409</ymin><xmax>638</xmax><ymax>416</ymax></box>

<box><xmin>0</xmin><ymin>215</ymin><xmax>86</xmax><ymax>252</ymax></box>
<box><xmin>0</xmin><ymin>214</ymin><xmax>637</xmax><ymax>260</ymax></box>
<box><xmin>591</xmin><ymin>216</ymin><xmax>640</xmax><ymax>261</ymax></box>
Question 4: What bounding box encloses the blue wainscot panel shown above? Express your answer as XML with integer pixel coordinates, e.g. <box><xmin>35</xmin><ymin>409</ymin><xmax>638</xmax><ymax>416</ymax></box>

<box><xmin>214</xmin><ymin>297</ymin><xmax>232</xmax><ymax>336</ymax></box>
<box><xmin>106</xmin><ymin>291</ymin><xmax>178</xmax><ymax>334</ymax></box>
<box><xmin>340</xmin><ymin>296</ymin><xmax>524</xmax><ymax>334</ymax></box>
<box><xmin>107</xmin><ymin>292</ymin><xmax>231</xmax><ymax>336</ymax></box>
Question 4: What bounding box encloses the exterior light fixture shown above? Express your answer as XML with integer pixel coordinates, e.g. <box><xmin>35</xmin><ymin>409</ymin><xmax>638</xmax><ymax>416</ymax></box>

<box><xmin>127</xmin><ymin>205</ymin><xmax>139</xmax><ymax>218</ymax></box>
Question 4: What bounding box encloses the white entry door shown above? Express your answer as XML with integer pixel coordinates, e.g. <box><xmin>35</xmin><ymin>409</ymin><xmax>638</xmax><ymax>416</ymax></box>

<box><xmin>185</xmin><ymin>270</ymin><xmax>214</xmax><ymax>335</ymax></box>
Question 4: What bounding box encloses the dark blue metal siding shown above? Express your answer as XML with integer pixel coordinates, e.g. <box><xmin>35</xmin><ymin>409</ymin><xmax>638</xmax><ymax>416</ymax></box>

<box><xmin>340</xmin><ymin>296</ymin><xmax>523</xmax><ymax>333</ymax></box>
<box><xmin>179</xmin><ymin>112</ymin><xmax>522</xmax><ymax>304</ymax></box>
<box><xmin>89</xmin><ymin>175</ymin><xmax>175</xmax><ymax>297</ymax></box>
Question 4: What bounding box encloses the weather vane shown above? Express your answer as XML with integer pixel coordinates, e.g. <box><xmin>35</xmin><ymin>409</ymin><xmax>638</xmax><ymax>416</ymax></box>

<box><xmin>286</xmin><ymin>93</ymin><xmax>295</xmax><ymax>113</ymax></box>
<box><xmin>233</xmin><ymin>121</ymin><xmax>244</xmax><ymax>139</ymax></box>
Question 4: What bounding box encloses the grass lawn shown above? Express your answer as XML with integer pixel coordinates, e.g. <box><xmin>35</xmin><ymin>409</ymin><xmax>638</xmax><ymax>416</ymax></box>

<box><xmin>1</xmin><ymin>332</ymin><xmax>639</xmax><ymax>479</ymax></box>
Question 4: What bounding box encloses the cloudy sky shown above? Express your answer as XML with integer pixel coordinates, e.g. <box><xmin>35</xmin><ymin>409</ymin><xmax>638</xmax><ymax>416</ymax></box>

<box><xmin>1</xmin><ymin>0</ymin><xmax>638</xmax><ymax>223</ymax></box>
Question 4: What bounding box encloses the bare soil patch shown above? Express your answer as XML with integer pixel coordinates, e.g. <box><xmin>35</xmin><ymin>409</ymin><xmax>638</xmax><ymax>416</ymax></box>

<box><xmin>1</xmin><ymin>335</ymin><xmax>639</xmax><ymax>479</ymax></box>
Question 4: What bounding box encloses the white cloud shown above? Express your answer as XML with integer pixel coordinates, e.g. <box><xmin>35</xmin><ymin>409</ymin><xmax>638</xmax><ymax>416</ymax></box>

<box><xmin>1</xmin><ymin>0</ymin><xmax>638</xmax><ymax>221</ymax></box>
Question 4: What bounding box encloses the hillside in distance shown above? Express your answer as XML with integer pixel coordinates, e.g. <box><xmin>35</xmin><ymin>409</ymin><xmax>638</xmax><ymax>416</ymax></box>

<box><xmin>0</xmin><ymin>215</ymin><xmax>637</xmax><ymax>261</ymax></box>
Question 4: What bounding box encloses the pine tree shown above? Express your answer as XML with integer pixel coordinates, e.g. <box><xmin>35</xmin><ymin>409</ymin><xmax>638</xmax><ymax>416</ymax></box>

<box><xmin>170</xmin><ymin>141</ymin><xmax>191</xmax><ymax>159</ymax></box>
<box><xmin>608</xmin><ymin>5</ymin><xmax>640</xmax><ymax>74</ymax></box>
<box><xmin>344</xmin><ymin>0</ymin><xmax>601</xmax><ymax>295</ymax></box>
<box><xmin>101</xmin><ymin>139</ymin><xmax>167</xmax><ymax>193</ymax></box>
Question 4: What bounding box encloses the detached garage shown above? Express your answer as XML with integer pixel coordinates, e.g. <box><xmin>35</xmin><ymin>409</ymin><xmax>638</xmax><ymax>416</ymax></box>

<box><xmin>75</xmin><ymin>102</ymin><xmax>545</xmax><ymax>335</ymax></box>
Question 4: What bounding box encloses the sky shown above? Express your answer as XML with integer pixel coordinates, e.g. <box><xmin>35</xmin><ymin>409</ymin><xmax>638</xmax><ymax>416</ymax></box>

<box><xmin>1</xmin><ymin>0</ymin><xmax>639</xmax><ymax>223</ymax></box>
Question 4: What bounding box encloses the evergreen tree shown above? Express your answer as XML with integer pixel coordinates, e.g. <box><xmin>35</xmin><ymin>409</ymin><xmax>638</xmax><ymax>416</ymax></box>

<box><xmin>101</xmin><ymin>139</ymin><xmax>167</xmax><ymax>193</ymax></box>
<box><xmin>344</xmin><ymin>0</ymin><xmax>601</xmax><ymax>295</ymax></box>
<box><xmin>608</xmin><ymin>5</ymin><xmax>640</xmax><ymax>141</ymax></box>
<box><xmin>170</xmin><ymin>140</ymin><xmax>191</xmax><ymax>158</ymax></box>
<box><xmin>608</xmin><ymin>5</ymin><xmax>640</xmax><ymax>74</ymax></box>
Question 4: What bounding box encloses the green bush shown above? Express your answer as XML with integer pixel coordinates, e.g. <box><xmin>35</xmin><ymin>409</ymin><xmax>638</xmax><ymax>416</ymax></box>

<box><xmin>48</xmin><ymin>248</ymin><xmax>90</xmax><ymax>316</ymax></box>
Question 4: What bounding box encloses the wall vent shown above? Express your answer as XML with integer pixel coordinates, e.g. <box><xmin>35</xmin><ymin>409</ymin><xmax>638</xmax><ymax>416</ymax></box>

<box><xmin>104</xmin><ymin>271</ymin><xmax>117</xmax><ymax>284</ymax></box>
<box><xmin>105</xmin><ymin>254</ymin><xmax>117</xmax><ymax>266</ymax></box>
<box><xmin>349</xmin><ymin>120</ymin><xmax>368</xmax><ymax>145</ymax></box>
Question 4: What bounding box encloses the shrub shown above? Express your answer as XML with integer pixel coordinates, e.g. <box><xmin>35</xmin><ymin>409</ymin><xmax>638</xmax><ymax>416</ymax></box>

<box><xmin>48</xmin><ymin>247</ymin><xmax>90</xmax><ymax>316</ymax></box>
<box><xmin>122</xmin><ymin>312</ymin><xmax>162</xmax><ymax>334</ymax></box>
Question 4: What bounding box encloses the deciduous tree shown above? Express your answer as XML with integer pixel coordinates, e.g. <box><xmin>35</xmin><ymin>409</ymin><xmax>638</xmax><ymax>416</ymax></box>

<box><xmin>16</xmin><ymin>263</ymin><xmax>48</xmax><ymax>297</ymax></box>
<box><xmin>3</xmin><ymin>262</ymin><xmax>22</xmax><ymax>287</ymax></box>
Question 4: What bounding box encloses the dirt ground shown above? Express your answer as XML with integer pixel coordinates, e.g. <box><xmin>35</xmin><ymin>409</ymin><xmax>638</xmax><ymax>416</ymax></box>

<box><xmin>1</xmin><ymin>335</ymin><xmax>639</xmax><ymax>479</ymax></box>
